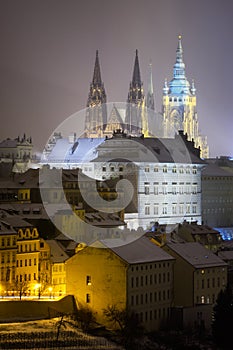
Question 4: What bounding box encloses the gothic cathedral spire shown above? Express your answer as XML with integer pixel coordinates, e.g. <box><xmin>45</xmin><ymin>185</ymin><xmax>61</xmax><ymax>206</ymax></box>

<box><xmin>126</xmin><ymin>50</ymin><xmax>147</xmax><ymax>135</ymax></box>
<box><xmin>162</xmin><ymin>35</ymin><xmax>208</xmax><ymax>158</ymax></box>
<box><xmin>92</xmin><ymin>50</ymin><xmax>102</xmax><ymax>85</ymax></box>
<box><xmin>146</xmin><ymin>62</ymin><xmax>155</xmax><ymax>111</ymax></box>
<box><xmin>85</xmin><ymin>50</ymin><xmax>107</xmax><ymax>137</ymax></box>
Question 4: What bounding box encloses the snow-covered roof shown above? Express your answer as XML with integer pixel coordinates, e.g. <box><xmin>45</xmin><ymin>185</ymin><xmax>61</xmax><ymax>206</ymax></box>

<box><xmin>3</xmin><ymin>216</ymin><xmax>33</xmax><ymax>228</ymax></box>
<box><xmin>101</xmin><ymin>236</ymin><xmax>174</xmax><ymax>264</ymax></box>
<box><xmin>218</xmin><ymin>251</ymin><xmax>233</xmax><ymax>261</ymax></box>
<box><xmin>43</xmin><ymin>131</ymin><xmax>204</xmax><ymax>165</ymax></box>
<box><xmin>44</xmin><ymin>137</ymin><xmax>105</xmax><ymax>163</ymax></box>
<box><xmin>0</xmin><ymin>220</ymin><xmax>17</xmax><ymax>235</ymax></box>
<box><xmin>46</xmin><ymin>239</ymin><xmax>69</xmax><ymax>263</ymax></box>
<box><xmin>0</xmin><ymin>139</ymin><xmax>18</xmax><ymax>148</ymax></box>
<box><xmin>202</xmin><ymin>163</ymin><xmax>233</xmax><ymax>177</ymax></box>
<box><xmin>166</xmin><ymin>242</ymin><xmax>227</xmax><ymax>268</ymax></box>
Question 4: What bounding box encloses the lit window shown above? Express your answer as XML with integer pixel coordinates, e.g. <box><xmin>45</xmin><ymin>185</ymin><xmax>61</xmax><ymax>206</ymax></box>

<box><xmin>86</xmin><ymin>275</ymin><xmax>91</xmax><ymax>285</ymax></box>
<box><xmin>172</xmin><ymin>167</ymin><xmax>177</xmax><ymax>173</ymax></box>
<box><xmin>86</xmin><ymin>294</ymin><xmax>91</xmax><ymax>303</ymax></box>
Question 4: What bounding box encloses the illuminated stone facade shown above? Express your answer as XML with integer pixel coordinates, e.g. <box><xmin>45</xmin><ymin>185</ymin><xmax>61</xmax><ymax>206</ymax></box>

<box><xmin>162</xmin><ymin>36</ymin><xmax>209</xmax><ymax>158</ymax></box>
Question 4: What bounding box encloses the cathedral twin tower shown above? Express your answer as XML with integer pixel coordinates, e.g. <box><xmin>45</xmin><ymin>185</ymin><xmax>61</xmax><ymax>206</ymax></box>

<box><xmin>84</xmin><ymin>36</ymin><xmax>209</xmax><ymax>158</ymax></box>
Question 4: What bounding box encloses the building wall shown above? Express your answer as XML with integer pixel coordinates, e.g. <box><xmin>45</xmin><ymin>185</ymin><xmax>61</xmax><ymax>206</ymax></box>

<box><xmin>163</xmin><ymin>245</ymin><xmax>194</xmax><ymax>307</ymax></box>
<box><xmin>66</xmin><ymin>246</ymin><xmax>127</xmax><ymax>327</ymax></box>
<box><xmin>16</xmin><ymin>227</ymin><xmax>40</xmax><ymax>295</ymax></box>
<box><xmin>127</xmin><ymin>260</ymin><xmax>174</xmax><ymax>331</ymax></box>
<box><xmin>0</xmin><ymin>232</ymin><xmax>17</xmax><ymax>292</ymax></box>
<box><xmin>163</xmin><ymin>245</ymin><xmax>227</xmax><ymax>308</ymax></box>
<box><xmin>202</xmin><ymin>174</ymin><xmax>233</xmax><ymax>227</ymax></box>
<box><xmin>137</xmin><ymin>162</ymin><xmax>202</xmax><ymax>229</ymax></box>
<box><xmin>51</xmin><ymin>262</ymin><xmax>66</xmax><ymax>297</ymax></box>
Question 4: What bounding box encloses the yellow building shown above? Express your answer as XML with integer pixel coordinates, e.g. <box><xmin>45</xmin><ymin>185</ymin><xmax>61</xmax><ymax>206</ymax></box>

<box><xmin>47</xmin><ymin>239</ymin><xmax>69</xmax><ymax>298</ymax></box>
<box><xmin>66</xmin><ymin>236</ymin><xmax>174</xmax><ymax>331</ymax></box>
<box><xmin>39</xmin><ymin>238</ymin><xmax>51</xmax><ymax>295</ymax></box>
<box><xmin>16</xmin><ymin>222</ymin><xmax>40</xmax><ymax>296</ymax></box>
<box><xmin>0</xmin><ymin>219</ymin><xmax>17</xmax><ymax>295</ymax></box>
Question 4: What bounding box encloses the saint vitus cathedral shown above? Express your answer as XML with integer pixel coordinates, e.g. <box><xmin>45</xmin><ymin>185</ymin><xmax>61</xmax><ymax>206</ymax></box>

<box><xmin>84</xmin><ymin>36</ymin><xmax>208</xmax><ymax>158</ymax></box>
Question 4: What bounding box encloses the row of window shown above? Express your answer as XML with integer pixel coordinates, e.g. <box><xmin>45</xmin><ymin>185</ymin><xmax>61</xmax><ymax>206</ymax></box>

<box><xmin>53</xmin><ymin>265</ymin><xmax>65</xmax><ymax>272</ymax></box>
<box><xmin>1</xmin><ymin>254</ymin><xmax>16</xmax><ymax>264</ymax></box>
<box><xmin>203</xmin><ymin>208</ymin><xmax>232</xmax><ymax>214</ymax></box>
<box><xmin>196</xmin><ymin>277</ymin><xmax>225</xmax><ymax>289</ymax></box>
<box><xmin>16</xmin><ymin>258</ymin><xmax>37</xmax><ymax>267</ymax></box>
<box><xmin>52</xmin><ymin>277</ymin><xmax>66</xmax><ymax>284</ymax></box>
<box><xmin>1</xmin><ymin>237</ymin><xmax>17</xmax><ymax>247</ymax></box>
<box><xmin>144</xmin><ymin>166</ymin><xmax>197</xmax><ymax>174</ymax></box>
<box><xmin>131</xmin><ymin>262</ymin><xmax>170</xmax><ymax>271</ymax></box>
<box><xmin>17</xmin><ymin>273</ymin><xmax>37</xmax><ymax>282</ymax></box>
<box><xmin>131</xmin><ymin>289</ymin><xmax>171</xmax><ymax>306</ymax></box>
<box><xmin>0</xmin><ymin>268</ymin><xmax>15</xmax><ymax>281</ymax></box>
<box><xmin>18</xmin><ymin>243</ymin><xmax>38</xmax><ymax>253</ymax></box>
<box><xmin>102</xmin><ymin>166</ymin><xmax>124</xmax><ymax>172</ymax></box>
<box><xmin>197</xmin><ymin>294</ymin><xmax>215</xmax><ymax>304</ymax></box>
<box><xmin>144</xmin><ymin>203</ymin><xmax>197</xmax><ymax>215</ymax></box>
<box><xmin>136</xmin><ymin>307</ymin><xmax>170</xmax><ymax>323</ymax></box>
<box><xmin>144</xmin><ymin>182</ymin><xmax>198</xmax><ymax>195</ymax></box>
<box><xmin>131</xmin><ymin>272</ymin><xmax>171</xmax><ymax>288</ymax></box>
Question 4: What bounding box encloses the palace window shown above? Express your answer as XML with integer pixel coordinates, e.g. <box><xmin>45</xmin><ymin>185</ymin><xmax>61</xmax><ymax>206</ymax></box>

<box><xmin>153</xmin><ymin>182</ymin><xmax>159</xmax><ymax>195</ymax></box>
<box><xmin>172</xmin><ymin>204</ymin><xmax>177</xmax><ymax>214</ymax></box>
<box><xmin>145</xmin><ymin>205</ymin><xmax>150</xmax><ymax>215</ymax></box>
<box><xmin>144</xmin><ymin>182</ymin><xmax>150</xmax><ymax>195</ymax></box>
<box><xmin>162</xmin><ymin>182</ymin><xmax>167</xmax><ymax>195</ymax></box>
<box><xmin>154</xmin><ymin>204</ymin><xmax>159</xmax><ymax>215</ymax></box>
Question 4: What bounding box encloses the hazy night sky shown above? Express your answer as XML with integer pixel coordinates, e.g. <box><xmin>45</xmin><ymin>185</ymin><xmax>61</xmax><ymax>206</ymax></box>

<box><xmin>0</xmin><ymin>0</ymin><xmax>232</xmax><ymax>157</ymax></box>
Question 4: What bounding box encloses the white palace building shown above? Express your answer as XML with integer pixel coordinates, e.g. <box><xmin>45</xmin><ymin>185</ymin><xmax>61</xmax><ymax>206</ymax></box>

<box><xmin>41</xmin><ymin>37</ymin><xmax>207</xmax><ymax>230</ymax></box>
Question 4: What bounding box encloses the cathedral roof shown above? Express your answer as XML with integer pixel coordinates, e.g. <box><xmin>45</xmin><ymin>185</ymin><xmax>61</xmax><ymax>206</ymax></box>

<box><xmin>168</xmin><ymin>35</ymin><xmax>191</xmax><ymax>95</ymax></box>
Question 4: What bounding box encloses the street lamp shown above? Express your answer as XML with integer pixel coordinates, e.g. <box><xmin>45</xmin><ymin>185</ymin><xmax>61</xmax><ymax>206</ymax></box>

<box><xmin>34</xmin><ymin>283</ymin><xmax>41</xmax><ymax>299</ymax></box>
<box><xmin>48</xmin><ymin>287</ymin><xmax>53</xmax><ymax>299</ymax></box>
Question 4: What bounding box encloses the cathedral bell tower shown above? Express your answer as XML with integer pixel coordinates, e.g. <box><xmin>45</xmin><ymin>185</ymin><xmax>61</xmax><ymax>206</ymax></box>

<box><xmin>162</xmin><ymin>35</ymin><xmax>208</xmax><ymax>157</ymax></box>
<box><xmin>84</xmin><ymin>50</ymin><xmax>107</xmax><ymax>138</ymax></box>
<box><xmin>125</xmin><ymin>50</ymin><xmax>148</xmax><ymax>136</ymax></box>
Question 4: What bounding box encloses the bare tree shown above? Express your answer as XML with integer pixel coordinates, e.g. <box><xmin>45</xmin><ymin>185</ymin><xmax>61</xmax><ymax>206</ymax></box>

<box><xmin>12</xmin><ymin>278</ymin><xmax>29</xmax><ymax>300</ymax></box>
